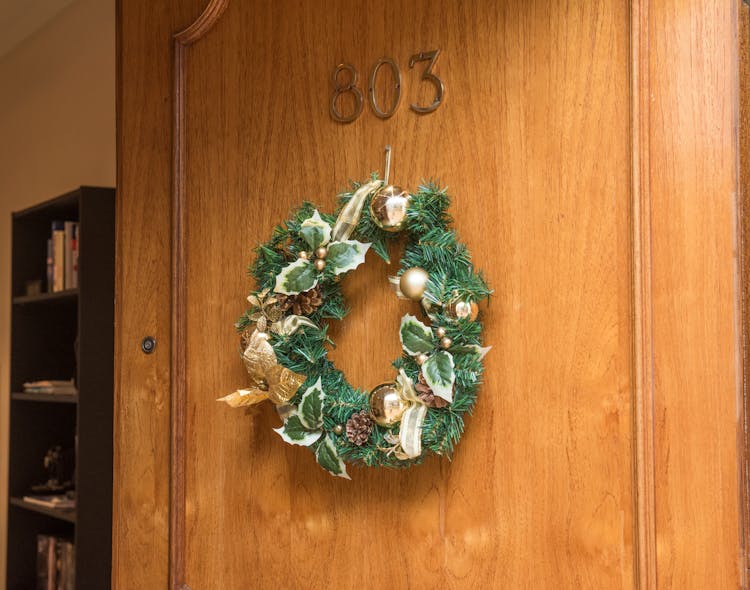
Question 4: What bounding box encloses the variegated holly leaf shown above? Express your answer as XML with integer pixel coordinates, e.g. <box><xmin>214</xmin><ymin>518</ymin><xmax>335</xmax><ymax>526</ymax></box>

<box><xmin>448</xmin><ymin>344</ymin><xmax>492</xmax><ymax>360</ymax></box>
<box><xmin>315</xmin><ymin>435</ymin><xmax>350</xmax><ymax>479</ymax></box>
<box><xmin>422</xmin><ymin>350</ymin><xmax>455</xmax><ymax>402</ymax></box>
<box><xmin>273</xmin><ymin>414</ymin><xmax>323</xmax><ymax>447</ymax></box>
<box><xmin>274</xmin><ymin>258</ymin><xmax>318</xmax><ymax>295</ymax></box>
<box><xmin>326</xmin><ymin>240</ymin><xmax>370</xmax><ymax>275</ymax></box>
<box><xmin>399</xmin><ymin>314</ymin><xmax>434</xmax><ymax>356</ymax></box>
<box><xmin>300</xmin><ymin>210</ymin><xmax>332</xmax><ymax>251</ymax></box>
<box><xmin>298</xmin><ymin>378</ymin><xmax>324</xmax><ymax>430</ymax></box>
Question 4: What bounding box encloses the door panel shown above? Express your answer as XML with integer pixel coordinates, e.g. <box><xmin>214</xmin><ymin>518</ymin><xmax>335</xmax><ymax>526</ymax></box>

<box><xmin>115</xmin><ymin>1</ymin><xmax>744</xmax><ymax>588</ymax></box>
<box><xmin>181</xmin><ymin>2</ymin><xmax>634</xmax><ymax>587</ymax></box>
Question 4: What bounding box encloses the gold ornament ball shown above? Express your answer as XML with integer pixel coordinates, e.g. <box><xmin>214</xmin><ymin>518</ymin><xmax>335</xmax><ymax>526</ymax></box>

<box><xmin>436</xmin><ymin>326</ymin><xmax>446</xmax><ymax>338</ymax></box>
<box><xmin>399</xmin><ymin>267</ymin><xmax>429</xmax><ymax>301</ymax></box>
<box><xmin>333</xmin><ymin>424</ymin><xmax>344</xmax><ymax>435</ymax></box>
<box><xmin>440</xmin><ymin>337</ymin><xmax>453</xmax><ymax>349</ymax></box>
<box><xmin>449</xmin><ymin>300</ymin><xmax>479</xmax><ymax>322</ymax></box>
<box><xmin>415</xmin><ymin>353</ymin><xmax>429</xmax><ymax>366</ymax></box>
<box><xmin>369</xmin><ymin>185</ymin><xmax>410</xmax><ymax>231</ymax></box>
<box><xmin>315</xmin><ymin>246</ymin><xmax>328</xmax><ymax>259</ymax></box>
<box><xmin>369</xmin><ymin>382</ymin><xmax>407</xmax><ymax>427</ymax></box>
<box><xmin>298</xmin><ymin>250</ymin><xmax>309</xmax><ymax>260</ymax></box>
<box><xmin>314</xmin><ymin>259</ymin><xmax>327</xmax><ymax>271</ymax></box>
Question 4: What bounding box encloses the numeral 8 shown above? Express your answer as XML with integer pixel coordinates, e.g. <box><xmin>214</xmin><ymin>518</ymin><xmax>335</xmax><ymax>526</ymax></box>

<box><xmin>330</xmin><ymin>63</ymin><xmax>364</xmax><ymax>124</ymax></box>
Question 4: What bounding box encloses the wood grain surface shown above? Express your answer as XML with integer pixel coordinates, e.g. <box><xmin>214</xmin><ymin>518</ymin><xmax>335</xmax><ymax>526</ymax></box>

<box><xmin>648</xmin><ymin>2</ymin><xmax>744</xmax><ymax>587</ymax></box>
<box><xmin>180</xmin><ymin>1</ymin><xmax>634</xmax><ymax>588</ymax></box>
<box><xmin>113</xmin><ymin>1</ymin><xmax>208</xmax><ymax>588</ymax></box>
<box><xmin>742</xmin><ymin>1</ymin><xmax>750</xmax><ymax>579</ymax></box>
<box><xmin>114</xmin><ymin>1</ymin><xmax>745</xmax><ymax>588</ymax></box>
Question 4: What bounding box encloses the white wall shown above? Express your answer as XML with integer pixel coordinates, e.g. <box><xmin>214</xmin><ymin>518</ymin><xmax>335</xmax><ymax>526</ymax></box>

<box><xmin>0</xmin><ymin>0</ymin><xmax>115</xmax><ymax>583</ymax></box>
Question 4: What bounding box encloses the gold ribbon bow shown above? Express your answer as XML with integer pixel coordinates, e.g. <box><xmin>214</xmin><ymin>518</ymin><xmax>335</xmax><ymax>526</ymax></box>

<box><xmin>380</xmin><ymin>370</ymin><xmax>428</xmax><ymax>460</ymax></box>
<box><xmin>331</xmin><ymin>179</ymin><xmax>382</xmax><ymax>242</ymax></box>
<box><xmin>217</xmin><ymin>329</ymin><xmax>306</xmax><ymax>408</ymax></box>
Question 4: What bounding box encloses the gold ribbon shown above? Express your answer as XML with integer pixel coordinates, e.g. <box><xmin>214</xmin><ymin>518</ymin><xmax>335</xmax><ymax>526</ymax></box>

<box><xmin>331</xmin><ymin>179</ymin><xmax>382</xmax><ymax>242</ymax></box>
<box><xmin>271</xmin><ymin>315</ymin><xmax>318</xmax><ymax>336</ymax></box>
<box><xmin>217</xmin><ymin>329</ymin><xmax>306</xmax><ymax>408</ymax></box>
<box><xmin>378</xmin><ymin>370</ymin><xmax>428</xmax><ymax>460</ymax></box>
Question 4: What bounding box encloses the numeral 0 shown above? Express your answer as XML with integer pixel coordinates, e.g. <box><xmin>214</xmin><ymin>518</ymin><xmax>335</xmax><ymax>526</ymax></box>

<box><xmin>368</xmin><ymin>58</ymin><xmax>401</xmax><ymax>119</ymax></box>
<box><xmin>330</xmin><ymin>50</ymin><xmax>444</xmax><ymax>123</ymax></box>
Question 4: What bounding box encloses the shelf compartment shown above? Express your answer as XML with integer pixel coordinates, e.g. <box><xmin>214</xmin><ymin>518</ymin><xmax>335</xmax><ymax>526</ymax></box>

<box><xmin>9</xmin><ymin>497</ymin><xmax>76</xmax><ymax>524</ymax></box>
<box><xmin>12</xmin><ymin>289</ymin><xmax>78</xmax><ymax>305</ymax></box>
<box><xmin>11</xmin><ymin>392</ymin><xmax>78</xmax><ymax>404</ymax></box>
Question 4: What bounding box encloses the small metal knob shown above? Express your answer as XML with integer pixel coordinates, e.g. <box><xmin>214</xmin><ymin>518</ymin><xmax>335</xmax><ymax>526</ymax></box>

<box><xmin>141</xmin><ymin>336</ymin><xmax>157</xmax><ymax>354</ymax></box>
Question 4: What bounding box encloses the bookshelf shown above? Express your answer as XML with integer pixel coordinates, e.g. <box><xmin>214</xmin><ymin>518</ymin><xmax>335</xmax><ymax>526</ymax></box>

<box><xmin>7</xmin><ymin>187</ymin><xmax>114</xmax><ymax>590</ymax></box>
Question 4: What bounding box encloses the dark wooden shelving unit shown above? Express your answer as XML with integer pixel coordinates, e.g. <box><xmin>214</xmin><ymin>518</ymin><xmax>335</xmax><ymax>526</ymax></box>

<box><xmin>12</xmin><ymin>289</ymin><xmax>79</xmax><ymax>305</ymax></box>
<box><xmin>6</xmin><ymin>186</ymin><xmax>114</xmax><ymax>590</ymax></box>
<box><xmin>11</xmin><ymin>392</ymin><xmax>78</xmax><ymax>404</ymax></box>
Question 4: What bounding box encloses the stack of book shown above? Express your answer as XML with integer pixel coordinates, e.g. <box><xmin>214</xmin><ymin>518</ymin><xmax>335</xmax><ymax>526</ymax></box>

<box><xmin>36</xmin><ymin>535</ymin><xmax>75</xmax><ymax>590</ymax></box>
<box><xmin>46</xmin><ymin>220</ymin><xmax>79</xmax><ymax>292</ymax></box>
<box><xmin>22</xmin><ymin>380</ymin><xmax>78</xmax><ymax>396</ymax></box>
<box><xmin>23</xmin><ymin>495</ymin><xmax>76</xmax><ymax>510</ymax></box>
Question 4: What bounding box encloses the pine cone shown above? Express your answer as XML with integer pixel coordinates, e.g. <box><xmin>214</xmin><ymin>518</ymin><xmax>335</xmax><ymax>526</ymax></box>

<box><xmin>345</xmin><ymin>410</ymin><xmax>373</xmax><ymax>446</ymax></box>
<box><xmin>415</xmin><ymin>373</ymin><xmax>449</xmax><ymax>408</ymax></box>
<box><xmin>277</xmin><ymin>285</ymin><xmax>323</xmax><ymax>316</ymax></box>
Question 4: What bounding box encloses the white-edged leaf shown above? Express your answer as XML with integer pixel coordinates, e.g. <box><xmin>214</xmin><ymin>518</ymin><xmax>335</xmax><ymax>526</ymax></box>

<box><xmin>449</xmin><ymin>344</ymin><xmax>492</xmax><ymax>360</ymax></box>
<box><xmin>274</xmin><ymin>258</ymin><xmax>318</xmax><ymax>295</ymax></box>
<box><xmin>315</xmin><ymin>435</ymin><xmax>350</xmax><ymax>479</ymax></box>
<box><xmin>300</xmin><ymin>210</ymin><xmax>332</xmax><ymax>250</ymax></box>
<box><xmin>326</xmin><ymin>240</ymin><xmax>370</xmax><ymax>275</ymax></box>
<box><xmin>422</xmin><ymin>350</ymin><xmax>455</xmax><ymax>402</ymax></box>
<box><xmin>399</xmin><ymin>314</ymin><xmax>434</xmax><ymax>355</ymax></box>
<box><xmin>298</xmin><ymin>378</ymin><xmax>324</xmax><ymax>430</ymax></box>
<box><xmin>273</xmin><ymin>414</ymin><xmax>322</xmax><ymax>447</ymax></box>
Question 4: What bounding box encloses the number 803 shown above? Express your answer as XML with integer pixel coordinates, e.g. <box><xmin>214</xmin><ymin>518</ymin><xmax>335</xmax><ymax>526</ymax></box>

<box><xmin>330</xmin><ymin>49</ymin><xmax>445</xmax><ymax>123</ymax></box>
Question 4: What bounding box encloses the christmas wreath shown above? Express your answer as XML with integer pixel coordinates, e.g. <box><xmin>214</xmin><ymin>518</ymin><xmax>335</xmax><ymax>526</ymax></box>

<box><xmin>219</xmin><ymin>152</ymin><xmax>491</xmax><ymax>479</ymax></box>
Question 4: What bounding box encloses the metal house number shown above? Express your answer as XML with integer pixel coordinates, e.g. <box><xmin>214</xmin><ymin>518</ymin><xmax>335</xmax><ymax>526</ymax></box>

<box><xmin>330</xmin><ymin>49</ymin><xmax>444</xmax><ymax>123</ymax></box>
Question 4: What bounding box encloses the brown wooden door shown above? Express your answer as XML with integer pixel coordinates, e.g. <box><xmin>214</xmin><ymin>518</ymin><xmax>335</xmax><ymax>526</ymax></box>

<box><xmin>114</xmin><ymin>1</ymin><xmax>745</xmax><ymax>588</ymax></box>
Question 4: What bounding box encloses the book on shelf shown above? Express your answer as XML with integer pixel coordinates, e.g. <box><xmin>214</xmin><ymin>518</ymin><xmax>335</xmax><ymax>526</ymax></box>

<box><xmin>36</xmin><ymin>535</ymin><xmax>75</xmax><ymax>590</ymax></box>
<box><xmin>48</xmin><ymin>220</ymin><xmax>79</xmax><ymax>293</ymax></box>
<box><xmin>23</xmin><ymin>495</ymin><xmax>76</xmax><ymax>510</ymax></box>
<box><xmin>22</xmin><ymin>380</ymin><xmax>78</xmax><ymax>395</ymax></box>
<box><xmin>46</xmin><ymin>238</ymin><xmax>54</xmax><ymax>293</ymax></box>
<box><xmin>51</xmin><ymin>222</ymin><xmax>65</xmax><ymax>292</ymax></box>
<box><xmin>71</xmin><ymin>223</ymin><xmax>79</xmax><ymax>288</ymax></box>
<box><xmin>63</xmin><ymin>222</ymin><xmax>74</xmax><ymax>289</ymax></box>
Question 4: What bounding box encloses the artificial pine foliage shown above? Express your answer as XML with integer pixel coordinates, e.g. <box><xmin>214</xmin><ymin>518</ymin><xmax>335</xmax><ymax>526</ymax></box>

<box><xmin>223</xmin><ymin>176</ymin><xmax>491</xmax><ymax>475</ymax></box>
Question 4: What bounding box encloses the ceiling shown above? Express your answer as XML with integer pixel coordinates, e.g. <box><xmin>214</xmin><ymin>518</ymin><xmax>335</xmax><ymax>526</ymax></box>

<box><xmin>0</xmin><ymin>0</ymin><xmax>75</xmax><ymax>59</ymax></box>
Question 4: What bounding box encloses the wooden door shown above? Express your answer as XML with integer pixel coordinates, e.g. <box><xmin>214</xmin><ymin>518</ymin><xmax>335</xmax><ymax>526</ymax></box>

<box><xmin>114</xmin><ymin>1</ymin><xmax>745</xmax><ymax>588</ymax></box>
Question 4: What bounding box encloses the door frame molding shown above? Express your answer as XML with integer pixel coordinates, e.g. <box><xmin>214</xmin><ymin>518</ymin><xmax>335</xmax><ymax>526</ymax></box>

<box><xmin>630</xmin><ymin>1</ymin><xmax>658</xmax><ymax>587</ymax></box>
<box><xmin>170</xmin><ymin>2</ymin><xmax>229</xmax><ymax>589</ymax></box>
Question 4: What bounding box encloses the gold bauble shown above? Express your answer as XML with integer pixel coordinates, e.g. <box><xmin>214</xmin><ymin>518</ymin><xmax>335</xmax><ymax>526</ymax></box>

<box><xmin>369</xmin><ymin>382</ymin><xmax>407</xmax><ymax>427</ymax></box>
<box><xmin>448</xmin><ymin>300</ymin><xmax>479</xmax><ymax>321</ymax></box>
<box><xmin>314</xmin><ymin>259</ymin><xmax>327</xmax><ymax>271</ymax></box>
<box><xmin>315</xmin><ymin>246</ymin><xmax>328</xmax><ymax>259</ymax></box>
<box><xmin>299</xmin><ymin>251</ymin><xmax>309</xmax><ymax>260</ymax></box>
<box><xmin>369</xmin><ymin>185</ymin><xmax>410</xmax><ymax>231</ymax></box>
<box><xmin>440</xmin><ymin>337</ymin><xmax>453</xmax><ymax>349</ymax></box>
<box><xmin>415</xmin><ymin>353</ymin><xmax>429</xmax><ymax>366</ymax></box>
<box><xmin>333</xmin><ymin>424</ymin><xmax>344</xmax><ymax>435</ymax></box>
<box><xmin>399</xmin><ymin>267</ymin><xmax>429</xmax><ymax>301</ymax></box>
<box><xmin>435</xmin><ymin>326</ymin><xmax>446</xmax><ymax>338</ymax></box>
